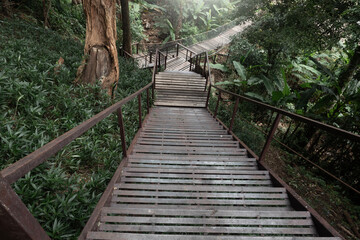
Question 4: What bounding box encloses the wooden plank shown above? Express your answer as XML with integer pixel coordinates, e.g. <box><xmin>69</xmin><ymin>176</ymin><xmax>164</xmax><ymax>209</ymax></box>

<box><xmin>123</xmin><ymin>167</ymin><xmax>262</xmax><ymax>174</ymax></box>
<box><xmin>112</xmin><ymin>190</ymin><xmax>286</xmax><ymax>199</ymax></box>
<box><xmin>122</xmin><ymin>172</ymin><xmax>269</xmax><ymax>179</ymax></box>
<box><xmin>88</xmin><ymin>233</ymin><xmax>339</xmax><ymax>240</ymax></box>
<box><xmin>127</xmin><ymin>159</ymin><xmax>257</xmax><ymax>167</ymax></box>
<box><xmin>97</xmin><ymin>225</ymin><xmax>314</xmax><ymax>235</ymax></box>
<box><xmin>101</xmin><ymin>207</ymin><xmax>309</xmax><ymax>218</ymax></box>
<box><xmin>120</xmin><ymin>177</ymin><xmax>272</xmax><ymax>185</ymax></box>
<box><xmin>114</xmin><ymin>183</ymin><xmax>286</xmax><ymax>193</ymax></box>
<box><xmin>101</xmin><ymin>216</ymin><xmax>313</xmax><ymax>226</ymax></box>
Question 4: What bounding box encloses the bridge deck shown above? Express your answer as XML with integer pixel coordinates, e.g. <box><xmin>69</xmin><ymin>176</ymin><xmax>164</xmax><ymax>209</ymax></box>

<box><xmin>86</xmin><ymin>106</ymin><xmax>340</xmax><ymax>239</ymax></box>
<box><xmin>133</xmin><ymin>22</ymin><xmax>250</xmax><ymax>69</ymax></box>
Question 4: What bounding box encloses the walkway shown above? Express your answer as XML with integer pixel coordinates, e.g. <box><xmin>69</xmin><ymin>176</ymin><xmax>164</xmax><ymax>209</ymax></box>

<box><xmin>134</xmin><ymin>22</ymin><xmax>250</xmax><ymax>69</ymax></box>
<box><xmin>86</xmin><ymin>69</ymin><xmax>341</xmax><ymax>239</ymax></box>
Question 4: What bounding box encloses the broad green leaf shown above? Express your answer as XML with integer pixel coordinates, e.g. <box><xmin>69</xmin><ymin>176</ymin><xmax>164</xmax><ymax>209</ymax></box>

<box><xmin>247</xmin><ymin>76</ymin><xmax>263</xmax><ymax>85</ymax></box>
<box><xmin>170</xmin><ymin>30</ymin><xmax>175</xmax><ymax>41</ymax></box>
<box><xmin>209</xmin><ymin>63</ymin><xmax>229</xmax><ymax>72</ymax></box>
<box><xmin>215</xmin><ymin>81</ymin><xmax>233</xmax><ymax>86</ymax></box>
<box><xmin>233</xmin><ymin>61</ymin><xmax>246</xmax><ymax>80</ymax></box>
<box><xmin>261</xmin><ymin>75</ymin><xmax>274</xmax><ymax>95</ymax></box>
<box><xmin>245</xmin><ymin>92</ymin><xmax>265</xmax><ymax>102</ymax></box>
<box><xmin>272</xmin><ymin>91</ymin><xmax>284</xmax><ymax>102</ymax></box>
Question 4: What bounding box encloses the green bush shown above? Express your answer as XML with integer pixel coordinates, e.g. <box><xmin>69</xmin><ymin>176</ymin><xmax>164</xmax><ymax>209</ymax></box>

<box><xmin>0</xmin><ymin>19</ymin><xmax>151</xmax><ymax>239</ymax></box>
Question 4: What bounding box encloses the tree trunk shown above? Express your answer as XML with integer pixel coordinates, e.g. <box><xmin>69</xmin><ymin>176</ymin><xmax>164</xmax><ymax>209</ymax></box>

<box><xmin>1</xmin><ymin>0</ymin><xmax>12</xmax><ymax>16</ymax></box>
<box><xmin>337</xmin><ymin>45</ymin><xmax>360</xmax><ymax>93</ymax></box>
<box><xmin>72</xmin><ymin>0</ymin><xmax>82</xmax><ymax>5</ymax></box>
<box><xmin>120</xmin><ymin>0</ymin><xmax>132</xmax><ymax>55</ymax></box>
<box><xmin>43</xmin><ymin>0</ymin><xmax>51</xmax><ymax>28</ymax></box>
<box><xmin>175</xmin><ymin>1</ymin><xmax>183</xmax><ymax>39</ymax></box>
<box><xmin>76</xmin><ymin>0</ymin><xmax>119</xmax><ymax>96</ymax></box>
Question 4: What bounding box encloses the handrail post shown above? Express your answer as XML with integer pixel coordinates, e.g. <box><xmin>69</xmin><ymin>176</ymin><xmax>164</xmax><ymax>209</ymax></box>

<box><xmin>176</xmin><ymin>43</ymin><xmax>179</xmax><ymax>57</ymax></box>
<box><xmin>138</xmin><ymin>95</ymin><xmax>142</xmax><ymax>129</ymax></box>
<box><xmin>158</xmin><ymin>52</ymin><xmax>161</xmax><ymax>70</ymax></box>
<box><xmin>117</xmin><ymin>107</ymin><xmax>127</xmax><ymax>158</ymax></box>
<box><xmin>203</xmin><ymin>54</ymin><xmax>207</xmax><ymax>76</ymax></box>
<box><xmin>189</xmin><ymin>52</ymin><xmax>193</xmax><ymax>71</ymax></box>
<box><xmin>149</xmin><ymin>51</ymin><xmax>153</xmax><ymax>63</ymax></box>
<box><xmin>229</xmin><ymin>97</ymin><xmax>239</xmax><ymax>132</ymax></box>
<box><xmin>146</xmin><ymin>88</ymin><xmax>150</xmax><ymax>114</ymax></box>
<box><xmin>164</xmin><ymin>55</ymin><xmax>167</xmax><ymax>69</ymax></box>
<box><xmin>0</xmin><ymin>175</ymin><xmax>50</xmax><ymax>240</ymax></box>
<box><xmin>259</xmin><ymin>113</ymin><xmax>282</xmax><ymax>162</ymax></box>
<box><xmin>214</xmin><ymin>92</ymin><xmax>221</xmax><ymax>118</ymax></box>
<box><xmin>205</xmin><ymin>85</ymin><xmax>211</xmax><ymax>108</ymax></box>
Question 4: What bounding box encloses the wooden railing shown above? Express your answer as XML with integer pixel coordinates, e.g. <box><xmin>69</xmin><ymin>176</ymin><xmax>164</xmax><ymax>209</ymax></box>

<box><xmin>0</xmin><ymin>81</ymin><xmax>154</xmax><ymax>239</ymax></box>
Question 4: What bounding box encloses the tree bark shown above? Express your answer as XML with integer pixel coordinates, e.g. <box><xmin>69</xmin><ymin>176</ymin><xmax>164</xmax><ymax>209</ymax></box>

<box><xmin>120</xmin><ymin>0</ymin><xmax>132</xmax><ymax>55</ymax></box>
<box><xmin>175</xmin><ymin>1</ymin><xmax>183</xmax><ymax>39</ymax></box>
<box><xmin>76</xmin><ymin>0</ymin><xmax>119</xmax><ymax>96</ymax></box>
<box><xmin>1</xmin><ymin>0</ymin><xmax>12</xmax><ymax>16</ymax></box>
<box><xmin>43</xmin><ymin>0</ymin><xmax>51</xmax><ymax>28</ymax></box>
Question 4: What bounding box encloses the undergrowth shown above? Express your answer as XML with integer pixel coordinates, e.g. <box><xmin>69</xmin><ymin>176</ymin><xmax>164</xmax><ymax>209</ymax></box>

<box><xmin>0</xmin><ymin>19</ymin><xmax>151</xmax><ymax>239</ymax></box>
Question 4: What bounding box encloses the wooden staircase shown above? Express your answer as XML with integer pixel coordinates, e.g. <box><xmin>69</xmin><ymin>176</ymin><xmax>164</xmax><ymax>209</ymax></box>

<box><xmin>154</xmin><ymin>71</ymin><xmax>207</xmax><ymax>107</ymax></box>
<box><xmin>87</xmin><ymin>106</ymin><xmax>341</xmax><ymax>240</ymax></box>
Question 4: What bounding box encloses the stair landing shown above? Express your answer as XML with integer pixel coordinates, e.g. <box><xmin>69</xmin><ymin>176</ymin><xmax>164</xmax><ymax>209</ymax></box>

<box><xmin>154</xmin><ymin>71</ymin><xmax>208</xmax><ymax>107</ymax></box>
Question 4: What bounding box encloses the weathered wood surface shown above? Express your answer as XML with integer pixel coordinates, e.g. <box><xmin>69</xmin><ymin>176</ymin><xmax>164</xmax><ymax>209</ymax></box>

<box><xmin>86</xmin><ymin>107</ymin><xmax>340</xmax><ymax>240</ymax></box>
<box><xmin>154</xmin><ymin>72</ymin><xmax>207</xmax><ymax>107</ymax></box>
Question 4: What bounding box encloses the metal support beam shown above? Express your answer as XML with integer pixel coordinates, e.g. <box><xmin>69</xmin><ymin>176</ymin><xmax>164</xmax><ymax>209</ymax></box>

<box><xmin>214</xmin><ymin>92</ymin><xmax>221</xmax><ymax>118</ymax></box>
<box><xmin>138</xmin><ymin>95</ymin><xmax>142</xmax><ymax>129</ymax></box>
<box><xmin>259</xmin><ymin>113</ymin><xmax>282</xmax><ymax>162</ymax></box>
<box><xmin>229</xmin><ymin>98</ymin><xmax>239</xmax><ymax>132</ymax></box>
<box><xmin>117</xmin><ymin>107</ymin><xmax>127</xmax><ymax>158</ymax></box>
<box><xmin>0</xmin><ymin>174</ymin><xmax>50</xmax><ymax>240</ymax></box>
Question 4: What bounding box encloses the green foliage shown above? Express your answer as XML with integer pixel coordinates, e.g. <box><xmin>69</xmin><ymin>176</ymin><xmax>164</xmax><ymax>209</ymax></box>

<box><xmin>152</xmin><ymin>0</ymin><xmax>238</xmax><ymax>40</ymax></box>
<box><xmin>117</xmin><ymin>2</ymin><xmax>147</xmax><ymax>44</ymax></box>
<box><xmin>14</xmin><ymin>0</ymin><xmax>86</xmax><ymax>39</ymax></box>
<box><xmin>0</xmin><ymin>19</ymin><xmax>151</xmax><ymax>239</ymax></box>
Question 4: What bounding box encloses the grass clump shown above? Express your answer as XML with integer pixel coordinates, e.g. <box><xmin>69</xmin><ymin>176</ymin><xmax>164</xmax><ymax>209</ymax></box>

<box><xmin>0</xmin><ymin>18</ymin><xmax>151</xmax><ymax>239</ymax></box>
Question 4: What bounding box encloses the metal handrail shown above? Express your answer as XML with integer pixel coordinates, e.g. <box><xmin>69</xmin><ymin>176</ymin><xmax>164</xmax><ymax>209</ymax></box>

<box><xmin>1</xmin><ymin>83</ymin><xmax>154</xmax><ymax>184</ymax></box>
<box><xmin>207</xmin><ymin>84</ymin><xmax>360</xmax><ymax>195</ymax></box>
<box><xmin>209</xmin><ymin>85</ymin><xmax>360</xmax><ymax>142</ymax></box>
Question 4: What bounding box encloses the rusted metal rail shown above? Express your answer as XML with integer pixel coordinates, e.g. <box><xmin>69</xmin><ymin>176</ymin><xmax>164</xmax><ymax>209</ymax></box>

<box><xmin>205</xmin><ymin>76</ymin><xmax>360</xmax><ymax>196</ymax></box>
<box><xmin>0</xmin><ymin>80</ymin><xmax>154</xmax><ymax>239</ymax></box>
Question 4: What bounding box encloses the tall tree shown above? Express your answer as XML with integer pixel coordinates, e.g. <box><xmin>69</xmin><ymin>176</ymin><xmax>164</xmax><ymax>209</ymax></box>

<box><xmin>120</xmin><ymin>0</ymin><xmax>132</xmax><ymax>55</ymax></box>
<box><xmin>76</xmin><ymin>0</ymin><xmax>119</xmax><ymax>96</ymax></box>
<box><xmin>175</xmin><ymin>1</ymin><xmax>183</xmax><ymax>39</ymax></box>
<box><xmin>1</xmin><ymin>0</ymin><xmax>12</xmax><ymax>16</ymax></box>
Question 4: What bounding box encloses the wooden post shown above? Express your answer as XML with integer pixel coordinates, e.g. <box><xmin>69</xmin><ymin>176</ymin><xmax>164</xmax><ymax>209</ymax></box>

<box><xmin>149</xmin><ymin>51</ymin><xmax>153</xmax><ymax>63</ymax></box>
<box><xmin>229</xmin><ymin>98</ymin><xmax>239</xmax><ymax>132</ymax></box>
<box><xmin>138</xmin><ymin>95</ymin><xmax>142</xmax><ymax>129</ymax></box>
<box><xmin>117</xmin><ymin>107</ymin><xmax>127</xmax><ymax>158</ymax></box>
<box><xmin>259</xmin><ymin>113</ymin><xmax>282</xmax><ymax>162</ymax></box>
<box><xmin>176</xmin><ymin>44</ymin><xmax>179</xmax><ymax>57</ymax></box>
